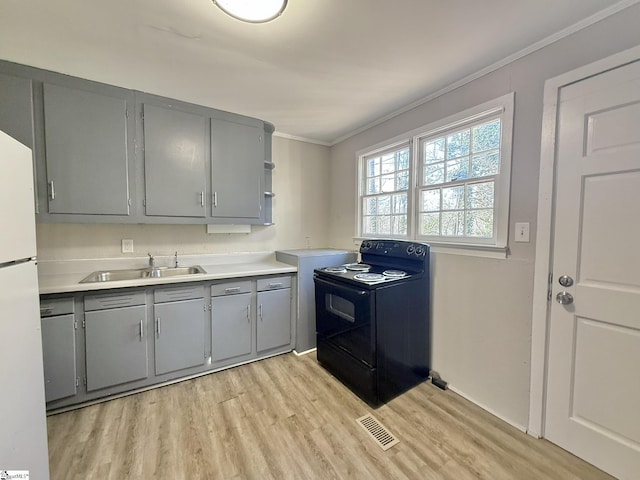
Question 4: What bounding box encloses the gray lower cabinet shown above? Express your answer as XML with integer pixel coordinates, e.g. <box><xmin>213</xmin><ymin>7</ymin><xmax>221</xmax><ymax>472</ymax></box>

<box><xmin>84</xmin><ymin>292</ymin><xmax>148</xmax><ymax>391</ymax></box>
<box><xmin>40</xmin><ymin>274</ymin><xmax>294</xmax><ymax>410</ymax></box>
<box><xmin>211</xmin><ymin>115</ymin><xmax>264</xmax><ymax>220</ymax></box>
<box><xmin>142</xmin><ymin>102</ymin><xmax>207</xmax><ymax>218</ymax></box>
<box><xmin>211</xmin><ymin>281</ymin><xmax>252</xmax><ymax>363</ymax></box>
<box><xmin>257</xmin><ymin>277</ymin><xmax>292</xmax><ymax>353</ymax></box>
<box><xmin>42</xmin><ymin>82</ymin><xmax>132</xmax><ymax>216</ymax></box>
<box><xmin>153</xmin><ymin>286</ymin><xmax>206</xmax><ymax>375</ymax></box>
<box><xmin>40</xmin><ymin>297</ymin><xmax>77</xmax><ymax>402</ymax></box>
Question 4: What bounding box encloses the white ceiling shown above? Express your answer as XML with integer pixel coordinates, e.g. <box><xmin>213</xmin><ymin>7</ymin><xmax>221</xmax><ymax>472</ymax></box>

<box><xmin>0</xmin><ymin>0</ymin><xmax>632</xmax><ymax>144</ymax></box>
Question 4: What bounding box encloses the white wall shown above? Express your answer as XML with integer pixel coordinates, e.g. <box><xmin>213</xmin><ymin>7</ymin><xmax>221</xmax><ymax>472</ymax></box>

<box><xmin>328</xmin><ymin>5</ymin><xmax>640</xmax><ymax>429</ymax></box>
<box><xmin>36</xmin><ymin>136</ymin><xmax>331</xmax><ymax>260</ymax></box>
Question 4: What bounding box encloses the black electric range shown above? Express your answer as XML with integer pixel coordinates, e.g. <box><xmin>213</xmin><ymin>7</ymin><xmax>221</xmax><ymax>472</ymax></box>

<box><xmin>314</xmin><ymin>239</ymin><xmax>430</xmax><ymax>406</ymax></box>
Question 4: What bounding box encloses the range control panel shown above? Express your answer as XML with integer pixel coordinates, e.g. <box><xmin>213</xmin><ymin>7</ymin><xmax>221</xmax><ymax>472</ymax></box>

<box><xmin>360</xmin><ymin>240</ymin><xmax>429</xmax><ymax>258</ymax></box>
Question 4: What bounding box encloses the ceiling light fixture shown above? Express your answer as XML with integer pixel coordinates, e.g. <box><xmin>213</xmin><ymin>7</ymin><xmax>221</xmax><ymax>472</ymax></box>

<box><xmin>213</xmin><ymin>0</ymin><xmax>287</xmax><ymax>23</ymax></box>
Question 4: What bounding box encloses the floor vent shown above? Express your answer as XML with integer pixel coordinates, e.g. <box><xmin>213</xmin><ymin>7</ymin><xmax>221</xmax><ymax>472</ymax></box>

<box><xmin>356</xmin><ymin>414</ymin><xmax>400</xmax><ymax>451</ymax></box>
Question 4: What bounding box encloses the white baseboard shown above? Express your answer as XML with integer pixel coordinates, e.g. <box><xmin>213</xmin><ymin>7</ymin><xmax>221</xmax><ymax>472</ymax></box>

<box><xmin>293</xmin><ymin>347</ymin><xmax>317</xmax><ymax>356</ymax></box>
<box><xmin>447</xmin><ymin>385</ymin><xmax>527</xmax><ymax>433</ymax></box>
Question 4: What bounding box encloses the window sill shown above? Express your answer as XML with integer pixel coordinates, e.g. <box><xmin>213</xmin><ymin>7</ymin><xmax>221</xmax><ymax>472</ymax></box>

<box><xmin>353</xmin><ymin>237</ymin><xmax>509</xmax><ymax>259</ymax></box>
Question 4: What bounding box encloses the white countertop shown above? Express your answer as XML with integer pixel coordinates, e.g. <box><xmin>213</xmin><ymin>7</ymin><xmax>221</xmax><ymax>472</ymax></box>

<box><xmin>37</xmin><ymin>252</ymin><xmax>297</xmax><ymax>295</ymax></box>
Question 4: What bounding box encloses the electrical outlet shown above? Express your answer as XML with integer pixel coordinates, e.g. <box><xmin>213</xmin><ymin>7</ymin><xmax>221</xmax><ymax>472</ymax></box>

<box><xmin>121</xmin><ymin>239</ymin><xmax>134</xmax><ymax>253</ymax></box>
<box><xmin>514</xmin><ymin>223</ymin><xmax>530</xmax><ymax>243</ymax></box>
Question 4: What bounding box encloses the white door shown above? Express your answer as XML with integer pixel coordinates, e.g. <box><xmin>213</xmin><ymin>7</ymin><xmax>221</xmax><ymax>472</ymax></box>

<box><xmin>545</xmin><ymin>59</ymin><xmax>640</xmax><ymax>480</ymax></box>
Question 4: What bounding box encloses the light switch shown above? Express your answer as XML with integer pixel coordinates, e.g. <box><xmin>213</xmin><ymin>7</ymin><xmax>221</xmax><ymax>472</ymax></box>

<box><xmin>514</xmin><ymin>223</ymin><xmax>530</xmax><ymax>243</ymax></box>
<box><xmin>121</xmin><ymin>239</ymin><xmax>134</xmax><ymax>253</ymax></box>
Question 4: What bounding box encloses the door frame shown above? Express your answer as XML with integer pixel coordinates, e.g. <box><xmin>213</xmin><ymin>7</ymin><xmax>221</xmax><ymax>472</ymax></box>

<box><xmin>527</xmin><ymin>46</ymin><xmax>640</xmax><ymax>438</ymax></box>
<box><xmin>528</xmin><ymin>44</ymin><xmax>640</xmax><ymax>438</ymax></box>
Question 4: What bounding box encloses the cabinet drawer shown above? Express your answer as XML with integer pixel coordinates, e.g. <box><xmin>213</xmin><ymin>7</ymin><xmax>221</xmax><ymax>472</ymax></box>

<box><xmin>40</xmin><ymin>297</ymin><xmax>74</xmax><ymax>317</ymax></box>
<box><xmin>84</xmin><ymin>291</ymin><xmax>146</xmax><ymax>311</ymax></box>
<box><xmin>257</xmin><ymin>276</ymin><xmax>291</xmax><ymax>291</ymax></box>
<box><xmin>211</xmin><ymin>280</ymin><xmax>252</xmax><ymax>297</ymax></box>
<box><xmin>154</xmin><ymin>285</ymin><xmax>204</xmax><ymax>303</ymax></box>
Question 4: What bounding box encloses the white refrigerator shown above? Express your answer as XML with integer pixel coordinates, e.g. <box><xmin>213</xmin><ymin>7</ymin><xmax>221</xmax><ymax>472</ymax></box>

<box><xmin>0</xmin><ymin>130</ymin><xmax>50</xmax><ymax>478</ymax></box>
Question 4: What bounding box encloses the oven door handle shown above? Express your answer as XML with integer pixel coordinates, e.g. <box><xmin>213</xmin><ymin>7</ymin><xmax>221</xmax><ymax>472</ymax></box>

<box><xmin>314</xmin><ymin>276</ymin><xmax>370</xmax><ymax>297</ymax></box>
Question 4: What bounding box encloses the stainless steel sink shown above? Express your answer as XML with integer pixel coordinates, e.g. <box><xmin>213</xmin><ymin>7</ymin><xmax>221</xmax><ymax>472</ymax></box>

<box><xmin>80</xmin><ymin>265</ymin><xmax>206</xmax><ymax>283</ymax></box>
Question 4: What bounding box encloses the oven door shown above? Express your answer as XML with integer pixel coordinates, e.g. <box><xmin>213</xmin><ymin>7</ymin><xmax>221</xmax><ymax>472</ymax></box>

<box><xmin>314</xmin><ymin>275</ymin><xmax>375</xmax><ymax>367</ymax></box>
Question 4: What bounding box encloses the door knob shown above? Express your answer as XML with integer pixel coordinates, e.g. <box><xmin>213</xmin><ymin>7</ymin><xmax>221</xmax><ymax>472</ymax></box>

<box><xmin>556</xmin><ymin>291</ymin><xmax>574</xmax><ymax>305</ymax></box>
<box><xmin>558</xmin><ymin>275</ymin><xmax>574</xmax><ymax>287</ymax></box>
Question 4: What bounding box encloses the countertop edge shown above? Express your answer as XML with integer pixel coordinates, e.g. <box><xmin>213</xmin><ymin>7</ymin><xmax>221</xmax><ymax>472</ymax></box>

<box><xmin>38</xmin><ymin>263</ymin><xmax>298</xmax><ymax>295</ymax></box>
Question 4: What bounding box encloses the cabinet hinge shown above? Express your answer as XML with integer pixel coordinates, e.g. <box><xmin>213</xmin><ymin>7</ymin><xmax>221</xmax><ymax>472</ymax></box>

<box><xmin>143</xmin><ymin>199</ymin><xmax>146</xmax><ymax>207</ymax></box>
<box><xmin>126</xmin><ymin>109</ymin><xmax>129</xmax><ymax>119</ymax></box>
<box><xmin>75</xmin><ymin>377</ymin><xmax>80</xmax><ymax>387</ymax></box>
<box><xmin>128</xmin><ymin>198</ymin><xmax>132</xmax><ymax>206</ymax></box>
<box><xmin>83</xmin><ymin>377</ymin><xmax>87</xmax><ymax>386</ymax></box>
<box><xmin>547</xmin><ymin>272</ymin><xmax>553</xmax><ymax>302</ymax></box>
<box><xmin>82</xmin><ymin>319</ymin><xmax>86</xmax><ymax>328</ymax></box>
<box><xmin>74</xmin><ymin>320</ymin><xmax>78</xmax><ymax>330</ymax></box>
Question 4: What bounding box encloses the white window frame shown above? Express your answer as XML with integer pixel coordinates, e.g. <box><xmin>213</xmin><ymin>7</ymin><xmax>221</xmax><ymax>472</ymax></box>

<box><xmin>359</xmin><ymin>140</ymin><xmax>412</xmax><ymax>239</ymax></box>
<box><xmin>355</xmin><ymin>93</ymin><xmax>514</xmax><ymax>258</ymax></box>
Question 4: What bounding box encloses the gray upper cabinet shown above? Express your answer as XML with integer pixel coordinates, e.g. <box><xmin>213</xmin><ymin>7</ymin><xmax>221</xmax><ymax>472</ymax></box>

<box><xmin>0</xmin><ymin>60</ymin><xmax>274</xmax><ymax>225</ymax></box>
<box><xmin>142</xmin><ymin>103</ymin><xmax>207</xmax><ymax>217</ymax></box>
<box><xmin>0</xmin><ymin>73</ymin><xmax>34</xmax><ymax>148</ymax></box>
<box><xmin>42</xmin><ymin>82</ymin><xmax>131</xmax><ymax>215</ymax></box>
<box><xmin>211</xmin><ymin>115</ymin><xmax>264</xmax><ymax>220</ymax></box>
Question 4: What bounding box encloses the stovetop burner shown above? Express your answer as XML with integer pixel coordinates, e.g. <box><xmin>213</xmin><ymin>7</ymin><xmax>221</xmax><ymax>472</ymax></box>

<box><xmin>383</xmin><ymin>270</ymin><xmax>406</xmax><ymax>278</ymax></box>
<box><xmin>323</xmin><ymin>266</ymin><xmax>347</xmax><ymax>273</ymax></box>
<box><xmin>344</xmin><ymin>263</ymin><xmax>371</xmax><ymax>272</ymax></box>
<box><xmin>353</xmin><ymin>273</ymin><xmax>385</xmax><ymax>282</ymax></box>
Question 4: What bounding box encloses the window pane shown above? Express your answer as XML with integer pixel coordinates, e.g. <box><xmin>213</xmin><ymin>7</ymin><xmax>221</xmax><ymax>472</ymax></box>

<box><xmin>423</xmin><ymin>138</ymin><xmax>445</xmax><ymax>163</ymax></box>
<box><xmin>446</xmin><ymin>130</ymin><xmax>470</xmax><ymax>159</ymax></box>
<box><xmin>442</xmin><ymin>186</ymin><xmax>465</xmax><ymax>210</ymax></box>
<box><xmin>378</xmin><ymin>195</ymin><xmax>391</xmax><ymax>214</ymax></box>
<box><xmin>397</xmin><ymin>149</ymin><xmax>410</xmax><ymax>170</ymax></box>
<box><xmin>392</xmin><ymin>215</ymin><xmax>407</xmax><ymax>235</ymax></box>
<box><xmin>420</xmin><ymin>213</ymin><xmax>440</xmax><ymax>236</ymax></box>
<box><xmin>367</xmin><ymin>178</ymin><xmax>380</xmax><ymax>194</ymax></box>
<box><xmin>424</xmin><ymin>163</ymin><xmax>444</xmax><ymax>185</ymax></box>
<box><xmin>467</xmin><ymin>181</ymin><xmax>494</xmax><ymax>209</ymax></box>
<box><xmin>446</xmin><ymin>158</ymin><xmax>469</xmax><ymax>182</ymax></box>
<box><xmin>381</xmin><ymin>154</ymin><xmax>395</xmax><ymax>174</ymax></box>
<box><xmin>472</xmin><ymin>119</ymin><xmax>501</xmax><ymax>152</ymax></box>
<box><xmin>393</xmin><ymin>194</ymin><xmax>407</xmax><ymax>214</ymax></box>
<box><xmin>364</xmin><ymin>197</ymin><xmax>377</xmax><ymax>215</ymax></box>
<box><xmin>442</xmin><ymin>211</ymin><xmax>465</xmax><ymax>236</ymax></box>
<box><xmin>466</xmin><ymin>209</ymin><xmax>493</xmax><ymax>237</ymax></box>
<box><xmin>421</xmin><ymin>189</ymin><xmax>440</xmax><ymax>212</ymax></box>
<box><xmin>471</xmin><ymin>151</ymin><xmax>500</xmax><ymax>178</ymax></box>
<box><xmin>363</xmin><ymin>216</ymin><xmax>376</xmax><ymax>234</ymax></box>
<box><xmin>378</xmin><ymin>216</ymin><xmax>391</xmax><ymax>234</ymax></box>
<box><xmin>380</xmin><ymin>174</ymin><xmax>395</xmax><ymax>192</ymax></box>
<box><xmin>367</xmin><ymin>158</ymin><xmax>380</xmax><ymax>177</ymax></box>
<box><xmin>397</xmin><ymin>170</ymin><xmax>409</xmax><ymax>190</ymax></box>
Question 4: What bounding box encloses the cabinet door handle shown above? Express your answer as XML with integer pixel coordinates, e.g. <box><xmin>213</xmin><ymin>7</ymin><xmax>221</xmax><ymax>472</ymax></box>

<box><xmin>246</xmin><ymin>304</ymin><xmax>250</xmax><ymax>323</ymax></box>
<box><xmin>199</xmin><ymin>191</ymin><xmax>205</xmax><ymax>207</ymax></box>
<box><xmin>259</xmin><ymin>303</ymin><xmax>263</xmax><ymax>322</ymax></box>
<box><xmin>140</xmin><ymin>319</ymin><xmax>144</xmax><ymax>340</ymax></box>
<box><xmin>156</xmin><ymin>317</ymin><xmax>161</xmax><ymax>337</ymax></box>
<box><xmin>213</xmin><ymin>191</ymin><xmax>218</xmax><ymax>208</ymax></box>
<box><xmin>224</xmin><ymin>287</ymin><xmax>240</xmax><ymax>294</ymax></box>
<box><xmin>49</xmin><ymin>180</ymin><xmax>55</xmax><ymax>200</ymax></box>
<box><xmin>268</xmin><ymin>282</ymin><xmax>284</xmax><ymax>289</ymax></box>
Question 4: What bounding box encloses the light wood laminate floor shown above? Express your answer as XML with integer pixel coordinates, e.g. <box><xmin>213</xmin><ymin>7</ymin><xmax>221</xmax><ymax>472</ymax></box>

<box><xmin>47</xmin><ymin>352</ymin><xmax>613</xmax><ymax>480</ymax></box>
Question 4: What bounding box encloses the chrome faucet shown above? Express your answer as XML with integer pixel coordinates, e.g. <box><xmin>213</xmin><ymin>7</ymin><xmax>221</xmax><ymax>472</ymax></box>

<box><xmin>174</xmin><ymin>251</ymin><xmax>179</xmax><ymax>268</ymax></box>
<box><xmin>148</xmin><ymin>253</ymin><xmax>155</xmax><ymax>268</ymax></box>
